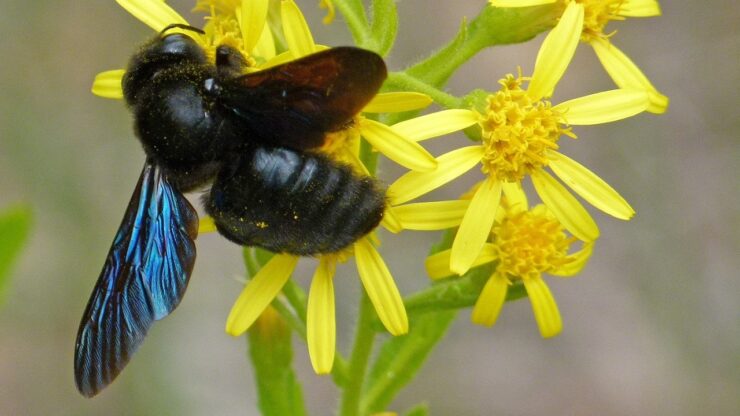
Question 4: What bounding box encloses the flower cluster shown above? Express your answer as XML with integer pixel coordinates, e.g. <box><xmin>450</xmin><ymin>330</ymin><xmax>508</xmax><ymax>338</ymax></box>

<box><xmin>93</xmin><ymin>0</ymin><xmax>666</xmax><ymax>386</ymax></box>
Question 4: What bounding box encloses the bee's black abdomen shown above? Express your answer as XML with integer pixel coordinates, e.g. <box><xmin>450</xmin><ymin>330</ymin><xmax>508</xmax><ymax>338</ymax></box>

<box><xmin>206</xmin><ymin>147</ymin><xmax>385</xmax><ymax>255</ymax></box>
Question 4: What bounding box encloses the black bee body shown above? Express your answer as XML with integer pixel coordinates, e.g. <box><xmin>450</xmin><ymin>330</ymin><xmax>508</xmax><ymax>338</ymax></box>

<box><xmin>123</xmin><ymin>32</ymin><xmax>387</xmax><ymax>253</ymax></box>
<box><xmin>75</xmin><ymin>27</ymin><xmax>388</xmax><ymax>397</ymax></box>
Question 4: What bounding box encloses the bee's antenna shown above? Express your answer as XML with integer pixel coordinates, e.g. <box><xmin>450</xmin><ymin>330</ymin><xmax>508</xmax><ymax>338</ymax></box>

<box><xmin>160</xmin><ymin>23</ymin><xmax>205</xmax><ymax>36</ymax></box>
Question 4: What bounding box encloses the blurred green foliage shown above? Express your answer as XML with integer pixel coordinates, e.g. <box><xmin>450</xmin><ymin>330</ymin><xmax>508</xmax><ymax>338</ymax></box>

<box><xmin>0</xmin><ymin>205</ymin><xmax>32</xmax><ymax>304</ymax></box>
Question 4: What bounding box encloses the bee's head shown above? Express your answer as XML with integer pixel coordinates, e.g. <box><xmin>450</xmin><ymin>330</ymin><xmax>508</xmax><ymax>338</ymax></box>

<box><xmin>122</xmin><ymin>25</ymin><xmax>207</xmax><ymax>105</ymax></box>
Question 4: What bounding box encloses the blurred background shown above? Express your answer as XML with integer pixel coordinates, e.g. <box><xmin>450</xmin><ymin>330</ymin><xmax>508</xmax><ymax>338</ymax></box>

<box><xmin>1</xmin><ymin>1</ymin><xmax>737</xmax><ymax>415</ymax></box>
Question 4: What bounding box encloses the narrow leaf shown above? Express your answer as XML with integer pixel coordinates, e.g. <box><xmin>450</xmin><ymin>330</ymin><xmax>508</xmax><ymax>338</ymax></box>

<box><xmin>248</xmin><ymin>307</ymin><xmax>308</xmax><ymax>416</ymax></box>
<box><xmin>0</xmin><ymin>205</ymin><xmax>32</xmax><ymax>302</ymax></box>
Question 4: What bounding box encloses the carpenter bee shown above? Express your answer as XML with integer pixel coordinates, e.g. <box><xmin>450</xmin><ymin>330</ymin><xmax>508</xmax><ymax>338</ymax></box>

<box><xmin>75</xmin><ymin>24</ymin><xmax>387</xmax><ymax>397</ymax></box>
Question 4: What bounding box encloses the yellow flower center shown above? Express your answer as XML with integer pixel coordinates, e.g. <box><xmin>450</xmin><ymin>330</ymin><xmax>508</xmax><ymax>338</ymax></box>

<box><xmin>195</xmin><ymin>1</ymin><xmax>258</xmax><ymax>67</ymax></box>
<box><xmin>569</xmin><ymin>0</ymin><xmax>626</xmax><ymax>42</ymax></box>
<box><xmin>477</xmin><ymin>73</ymin><xmax>570</xmax><ymax>182</ymax></box>
<box><xmin>491</xmin><ymin>205</ymin><xmax>574</xmax><ymax>280</ymax></box>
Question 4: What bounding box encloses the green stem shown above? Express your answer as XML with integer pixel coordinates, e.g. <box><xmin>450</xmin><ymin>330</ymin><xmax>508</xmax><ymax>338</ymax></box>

<box><xmin>385</xmin><ymin>72</ymin><xmax>462</xmax><ymax>109</ymax></box>
<box><xmin>282</xmin><ymin>279</ymin><xmax>308</xmax><ymax>322</ymax></box>
<box><xmin>404</xmin><ymin>4</ymin><xmax>557</xmax><ymax>88</ymax></box>
<box><xmin>339</xmin><ymin>293</ymin><xmax>376</xmax><ymax>416</ymax></box>
<box><xmin>270</xmin><ymin>298</ymin><xmax>306</xmax><ymax>339</ymax></box>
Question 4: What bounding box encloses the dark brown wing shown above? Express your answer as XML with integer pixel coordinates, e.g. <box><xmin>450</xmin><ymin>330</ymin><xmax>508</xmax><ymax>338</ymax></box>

<box><xmin>218</xmin><ymin>47</ymin><xmax>387</xmax><ymax>150</ymax></box>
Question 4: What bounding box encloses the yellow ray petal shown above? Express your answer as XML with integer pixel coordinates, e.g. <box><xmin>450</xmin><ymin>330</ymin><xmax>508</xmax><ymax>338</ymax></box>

<box><xmin>450</xmin><ymin>177</ymin><xmax>503</xmax><ymax>275</ymax></box>
<box><xmin>388</xmin><ymin>146</ymin><xmax>483</xmax><ymax>205</ymax></box>
<box><xmin>425</xmin><ymin>244</ymin><xmax>498</xmax><ymax>280</ymax></box>
<box><xmin>501</xmin><ymin>181</ymin><xmax>529</xmax><ymax>213</ymax></box>
<box><xmin>590</xmin><ymin>38</ymin><xmax>669</xmax><ymax>114</ymax></box>
<box><xmin>489</xmin><ymin>0</ymin><xmax>555</xmax><ymax>6</ymax></box>
<box><xmin>355</xmin><ymin>238</ymin><xmax>408</xmax><ymax>335</ymax></box>
<box><xmin>390</xmin><ymin>110</ymin><xmax>479</xmax><ymax>143</ymax></box>
<box><xmin>551</xmin><ymin>241</ymin><xmax>594</xmax><ymax>277</ymax></box>
<box><xmin>548</xmin><ymin>151</ymin><xmax>635</xmax><ymax>220</ymax></box>
<box><xmin>618</xmin><ymin>0</ymin><xmax>661</xmax><ymax>17</ymax></box>
<box><xmin>523</xmin><ymin>276</ymin><xmax>562</xmax><ymax>338</ymax></box>
<box><xmin>529</xmin><ymin>2</ymin><xmax>584</xmax><ymax>101</ymax></box>
<box><xmin>307</xmin><ymin>257</ymin><xmax>337</xmax><ymax>374</ymax></box>
<box><xmin>381</xmin><ymin>206</ymin><xmax>403</xmax><ymax>233</ymax></box>
<box><xmin>554</xmin><ymin>89</ymin><xmax>649</xmax><ymax>125</ymax></box>
<box><xmin>252</xmin><ymin>18</ymin><xmax>276</xmax><ymax>60</ymax></box>
<box><xmin>362</xmin><ymin>92</ymin><xmax>433</xmax><ymax>113</ymax></box>
<box><xmin>240</xmin><ymin>0</ymin><xmax>269</xmax><ymax>54</ymax></box>
<box><xmin>531</xmin><ymin>169</ymin><xmax>600</xmax><ymax>241</ymax></box>
<box><xmin>281</xmin><ymin>0</ymin><xmax>316</xmax><ymax>57</ymax></box>
<box><xmin>360</xmin><ymin>119</ymin><xmax>437</xmax><ymax>172</ymax></box>
<box><xmin>394</xmin><ymin>200</ymin><xmax>471</xmax><ymax>231</ymax></box>
<box><xmin>91</xmin><ymin>69</ymin><xmax>125</xmax><ymax>99</ymax></box>
<box><xmin>116</xmin><ymin>0</ymin><xmax>189</xmax><ymax>32</ymax></box>
<box><xmin>198</xmin><ymin>215</ymin><xmax>217</xmax><ymax>234</ymax></box>
<box><xmin>471</xmin><ymin>273</ymin><xmax>509</xmax><ymax>326</ymax></box>
<box><xmin>225</xmin><ymin>254</ymin><xmax>299</xmax><ymax>336</ymax></box>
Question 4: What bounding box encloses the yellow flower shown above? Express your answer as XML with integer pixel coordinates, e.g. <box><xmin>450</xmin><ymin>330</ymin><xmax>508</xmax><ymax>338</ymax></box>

<box><xmin>425</xmin><ymin>185</ymin><xmax>594</xmax><ymax>338</ymax></box>
<box><xmin>489</xmin><ymin>0</ymin><xmax>668</xmax><ymax>113</ymax></box>
<box><xmin>389</xmin><ymin>2</ymin><xmax>645</xmax><ymax>276</ymax></box>
<box><xmin>92</xmin><ymin>0</ymin><xmax>280</xmax><ymax>99</ymax></box>
<box><xmin>224</xmin><ymin>237</ymin><xmax>407</xmax><ymax>374</ymax></box>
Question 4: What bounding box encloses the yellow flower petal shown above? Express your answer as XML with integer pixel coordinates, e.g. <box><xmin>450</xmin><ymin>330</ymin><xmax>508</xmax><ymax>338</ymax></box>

<box><xmin>390</xmin><ymin>110</ymin><xmax>479</xmax><ymax>142</ymax></box>
<box><xmin>523</xmin><ymin>276</ymin><xmax>562</xmax><ymax>338</ymax></box>
<box><xmin>307</xmin><ymin>257</ymin><xmax>337</xmax><ymax>374</ymax></box>
<box><xmin>501</xmin><ymin>181</ymin><xmax>529</xmax><ymax>212</ymax></box>
<box><xmin>91</xmin><ymin>69</ymin><xmax>125</xmax><ymax>99</ymax></box>
<box><xmin>116</xmin><ymin>0</ymin><xmax>189</xmax><ymax>32</ymax></box>
<box><xmin>225</xmin><ymin>254</ymin><xmax>299</xmax><ymax>336</ymax></box>
<box><xmin>548</xmin><ymin>151</ymin><xmax>635</xmax><ymax>220</ymax></box>
<box><xmin>489</xmin><ymin>0</ymin><xmax>555</xmax><ymax>6</ymax></box>
<box><xmin>362</xmin><ymin>92</ymin><xmax>433</xmax><ymax>113</ymax></box>
<box><xmin>551</xmin><ymin>241</ymin><xmax>594</xmax><ymax>277</ymax></box>
<box><xmin>394</xmin><ymin>200</ymin><xmax>471</xmax><ymax>231</ymax></box>
<box><xmin>360</xmin><ymin>119</ymin><xmax>437</xmax><ymax>172</ymax></box>
<box><xmin>281</xmin><ymin>0</ymin><xmax>316</xmax><ymax>57</ymax></box>
<box><xmin>425</xmin><ymin>244</ymin><xmax>497</xmax><ymax>280</ymax></box>
<box><xmin>618</xmin><ymin>0</ymin><xmax>661</xmax><ymax>17</ymax></box>
<box><xmin>590</xmin><ymin>38</ymin><xmax>669</xmax><ymax>114</ymax></box>
<box><xmin>553</xmin><ymin>89</ymin><xmax>649</xmax><ymax>125</ymax></box>
<box><xmin>381</xmin><ymin>206</ymin><xmax>403</xmax><ymax>234</ymax></box>
<box><xmin>450</xmin><ymin>177</ymin><xmax>503</xmax><ymax>275</ymax></box>
<box><xmin>529</xmin><ymin>2</ymin><xmax>584</xmax><ymax>101</ymax></box>
<box><xmin>471</xmin><ymin>273</ymin><xmax>509</xmax><ymax>326</ymax></box>
<box><xmin>388</xmin><ymin>146</ymin><xmax>483</xmax><ymax>205</ymax></box>
<box><xmin>198</xmin><ymin>215</ymin><xmax>217</xmax><ymax>234</ymax></box>
<box><xmin>252</xmin><ymin>18</ymin><xmax>276</xmax><ymax>60</ymax></box>
<box><xmin>240</xmin><ymin>0</ymin><xmax>269</xmax><ymax>54</ymax></box>
<box><xmin>355</xmin><ymin>238</ymin><xmax>408</xmax><ymax>335</ymax></box>
<box><xmin>531</xmin><ymin>169</ymin><xmax>600</xmax><ymax>241</ymax></box>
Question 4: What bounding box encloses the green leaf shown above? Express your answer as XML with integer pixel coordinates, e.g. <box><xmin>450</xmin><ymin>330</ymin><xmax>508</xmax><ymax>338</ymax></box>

<box><xmin>248</xmin><ymin>308</ymin><xmax>307</xmax><ymax>416</ymax></box>
<box><xmin>333</xmin><ymin>0</ymin><xmax>371</xmax><ymax>48</ymax></box>
<box><xmin>369</xmin><ymin>0</ymin><xmax>398</xmax><ymax>56</ymax></box>
<box><xmin>0</xmin><ymin>205</ymin><xmax>32</xmax><ymax>302</ymax></box>
<box><xmin>404</xmin><ymin>267</ymin><xmax>527</xmax><ymax>316</ymax></box>
<box><xmin>404</xmin><ymin>403</ymin><xmax>430</xmax><ymax>416</ymax></box>
<box><xmin>362</xmin><ymin>310</ymin><xmax>457</xmax><ymax>414</ymax></box>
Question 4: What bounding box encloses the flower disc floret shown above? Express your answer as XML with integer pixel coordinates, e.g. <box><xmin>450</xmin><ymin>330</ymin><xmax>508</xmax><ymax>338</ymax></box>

<box><xmin>477</xmin><ymin>74</ymin><xmax>571</xmax><ymax>182</ymax></box>
<box><xmin>492</xmin><ymin>205</ymin><xmax>574</xmax><ymax>279</ymax></box>
<box><xmin>578</xmin><ymin>0</ymin><xmax>626</xmax><ymax>42</ymax></box>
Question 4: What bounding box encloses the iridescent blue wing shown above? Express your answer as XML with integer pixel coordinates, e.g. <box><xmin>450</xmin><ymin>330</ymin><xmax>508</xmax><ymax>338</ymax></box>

<box><xmin>74</xmin><ymin>161</ymin><xmax>198</xmax><ymax>397</ymax></box>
